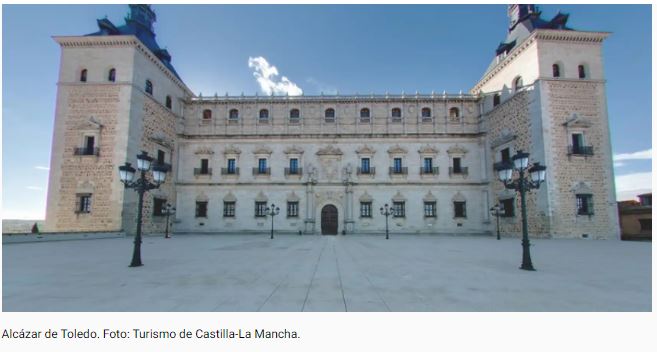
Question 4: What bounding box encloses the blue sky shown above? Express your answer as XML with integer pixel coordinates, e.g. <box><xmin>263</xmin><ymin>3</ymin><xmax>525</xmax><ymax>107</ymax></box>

<box><xmin>2</xmin><ymin>4</ymin><xmax>652</xmax><ymax>219</ymax></box>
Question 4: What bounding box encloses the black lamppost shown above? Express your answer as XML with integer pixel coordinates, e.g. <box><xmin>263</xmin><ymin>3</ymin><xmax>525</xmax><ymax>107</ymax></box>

<box><xmin>490</xmin><ymin>204</ymin><xmax>504</xmax><ymax>240</ymax></box>
<box><xmin>118</xmin><ymin>151</ymin><xmax>169</xmax><ymax>267</ymax></box>
<box><xmin>268</xmin><ymin>203</ymin><xmax>280</xmax><ymax>239</ymax></box>
<box><xmin>494</xmin><ymin>150</ymin><xmax>547</xmax><ymax>271</ymax></box>
<box><xmin>163</xmin><ymin>203</ymin><xmax>176</xmax><ymax>239</ymax></box>
<box><xmin>380</xmin><ymin>203</ymin><xmax>391</xmax><ymax>240</ymax></box>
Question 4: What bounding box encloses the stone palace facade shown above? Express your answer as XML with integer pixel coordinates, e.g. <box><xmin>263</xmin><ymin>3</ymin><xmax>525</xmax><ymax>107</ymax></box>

<box><xmin>44</xmin><ymin>5</ymin><xmax>620</xmax><ymax>239</ymax></box>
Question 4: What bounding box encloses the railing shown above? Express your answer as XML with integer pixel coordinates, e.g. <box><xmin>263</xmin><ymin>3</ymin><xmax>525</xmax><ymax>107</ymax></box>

<box><xmin>221</xmin><ymin>167</ymin><xmax>240</xmax><ymax>175</ymax></box>
<box><xmin>284</xmin><ymin>167</ymin><xmax>303</xmax><ymax>176</ymax></box>
<box><xmin>289</xmin><ymin>118</ymin><xmax>301</xmax><ymax>124</ymax></box>
<box><xmin>357</xmin><ymin>167</ymin><xmax>375</xmax><ymax>175</ymax></box>
<box><xmin>190</xmin><ymin>92</ymin><xmax>479</xmax><ymax>103</ymax></box>
<box><xmin>194</xmin><ymin>168</ymin><xmax>212</xmax><ymax>176</ymax></box>
<box><xmin>449</xmin><ymin>167</ymin><xmax>469</xmax><ymax>176</ymax></box>
<box><xmin>253</xmin><ymin>167</ymin><xmax>271</xmax><ymax>175</ymax></box>
<box><xmin>389</xmin><ymin>167</ymin><xmax>408</xmax><ymax>175</ymax></box>
<box><xmin>568</xmin><ymin>145</ymin><xmax>594</xmax><ymax>156</ymax></box>
<box><xmin>420</xmin><ymin>167</ymin><xmax>440</xmax><ymax>175</ymax></box>
<box><xmin>74</xmin><ymin>147</ymin><xmax>99</xmax><ymax>156</ymax></box>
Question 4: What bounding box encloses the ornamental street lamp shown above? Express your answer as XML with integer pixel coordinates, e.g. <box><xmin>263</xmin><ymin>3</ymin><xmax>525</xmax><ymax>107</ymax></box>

<box><xmin>494</xmin><ymin>150</ymin><xmax>547</xmax><ymax>271</ymax></box>
<box><xmin>118</xmin><ymin>151</ymin><xmax>169</xmax><ymax>267</ymax></box>
<box><xmin>380</xmin><ymin>203</ymin><xmax>391</xmax><ymax>240</ymax></box>
<box><xmin>490</xmin><ymin>204</ymin><xmax>504</xmax><ymax>240</ymax></box>
<box><xmin>267</xmin><ymin>203</ymin><xmax>280</xmax><ymax>239</ymax></box>
<box><xmin>163</xmin><ymin>203</ymin><xmax>176</xmax><ymax>239</ymax></box>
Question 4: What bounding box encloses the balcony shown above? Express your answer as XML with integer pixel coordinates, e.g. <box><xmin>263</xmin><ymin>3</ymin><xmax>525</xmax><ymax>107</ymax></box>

<box><xmin>194</xmin><ymin>168</ymin><xmax>212</xmax><ymax>176</ymax></box>
<box><xmin>221</xmin><ymin>167</ymin><xmax>240</xmax><ymax>175</ymax></box>
<box><xmin>357</xmin><ymin>167</ymin><xmax>376</xmax><ymax>176</ymax></box>
<box><xmin>154</xmin><ymin>162</ymin><xmax>172</xmax><ymax>172</ymax></box>
<box><xmin>284</xmin><ymin>167</ymin><xmax>303</xmax><ymax>176</ymax></box>
<box><xmin>420</xmin><ymin>167</ymin><xmax>440</xmax><ymax>175</ymax></box>
<box><xmin>74</xmin><ymin>147</ymin><xmax>99</xmax><ymax>156</ymax></box>
<box><xmin>448</xmin><ymin>167</ymin><xmax>469</xmax><ymax>176</ymax></box>
<box><xmin>389</xmin><ymin>167</ymin><xmax>408</xmax><ymax>175</ymax></box>
<box><xmin>568</xmin><ymin>145</ymin><xmax>594</xmax><ymax>156</ymax></box>
<box><xmin>253</xmin><ymin>167</ymin><xmax>271</xmax><ymax>176</ymax></box>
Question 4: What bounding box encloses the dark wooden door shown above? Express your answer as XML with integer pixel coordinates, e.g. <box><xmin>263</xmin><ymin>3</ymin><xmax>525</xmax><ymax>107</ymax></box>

<box><xmin>321</xmin><ymin>205</ymin><xmax>338</xmax><ymax>235</ymax></box>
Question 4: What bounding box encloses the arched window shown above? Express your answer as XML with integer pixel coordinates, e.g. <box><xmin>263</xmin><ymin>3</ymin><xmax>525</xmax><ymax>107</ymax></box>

<box><xmin>578</xmin><ymin>65</ymin><xmax>586</xmax><ymax>79</ymax></box>
<box><xmin>449</xmin><ymin>107</ymin><xmax>460</xmax><ymax>118</ymax></box>
<box><xmin>514</xmin><ymin>76</ymin><xmax>523</xmax><ymax>91</ymax></box>
<box><xmin>360</xmin><ymin>108</ymin><xmax>370</xmax><ymax>118</ymax></box>
<box><xmin>108</xmin><ymin>68</ymin><xmax>116</xmax><ymax>82</ymax></box>
<box><xmin>552</xmin><ymin>64</ymin><xmax>561</xmax><ymax>78</ymax></box>
<box><xmin>391</xmin><ymin>108</ymin><xmax>402</xmax><ymax>118</ymax></box>
<box><xmin>325</xmin><ymin>108</ymin><xmax>335</xmax><ymax>119</ymax></box>
<box><xmin>421</xmin><ymin>107</ymin><xmax>431</xmax><ymax>118</ymax></box>
<box><xmin>493</xmin><ymin>93</ymin><xmax>501</xmax><ymax>107</ymax></box>
<box><xmin>145</xmin><ymin>80</ymin><xmax>153</xmax><ymax>95</ymax></box>
<box><xmin>259</xmin><ymin>109</ymin><xmax>269</xmax><ymax>119</ymax></box>
<box><xmin>80</xmin><ymin>69</ymin><xmax>87</xmax><ymax>82</ymax></box>
<box><xmin>165</xmin><ymin>96</ymin><xmax>172</xmax><ymax>109</ymax></box>
<box><xmin>229</xmin><ymin>109</ymin><xmax>239</xmax><ymax>120</ymax></box>
<box><xmin>290</xmin><ymin>109</ymin><xmax>300</xmax><ymax>119</ymax></box>
<box><xmin>202</xmin><ymin>109</ymin><xmax>212</xmax><ymax>120</ymax></box>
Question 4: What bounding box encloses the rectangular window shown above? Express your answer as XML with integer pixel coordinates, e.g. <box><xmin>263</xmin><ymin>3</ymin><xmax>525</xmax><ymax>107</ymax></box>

<box><xmin>223</xmin><ymin>201</ymin><xmax>235</xmax><ymax>217</ymax></box>
<box><xmin>452</xmin><ymin>157</ymin><xmax>461</xmax><ymax>172</ymax></box>
<box><xmin>255</xmin><ymin>201</ymin><xmax>268</xmax><ymax>217</ymax></box>
<box><xmin>576</xmin><ymin>194</ymin><xmax>594</xmax><ymax>215</ymax></box>
<box><xmin>76</xmin><ymin>193</ymin><xmax>92</xmax><ymax>213</ymax></box>
<box><xmin>423</xmin><ymin>158</ymin><xmax>433</xmax><ymax>173</ymax></box>
<box><xmin>85</xmin><ymin>136</ymin><xmax>95</xmax><ymax>151</ymax></box>
<box><xmin>195</xmin><ymin>201</ymin><xmax>208</xmax><ymax>218</ymax></box>
<box><xmin>227</xmin><ymin>159</ymin><xmax>236</xmax><ymax>174</ymax></box>
<box><xmin>153</xmin><ymin>197</ymin><xmax>166</xmax><ymax>216</ymax></box>
<box><xmin>289</xmin><ymin>158</ymin><xmax>299</xmax><ymax>174</ymax></box>
<box><xmin>157</xmin><ymin>150</ymin><xmax>166</xmax><ymax>165</ymax></box>
<box><xmin>392</xmin><ymin>201</ymin><xmax>405</xmax><ymax>218</ymax></box>
<box><xmin>360</xmin><ymin>202</ymin><xmax>372</xmax><ymax>218</ymax></box>
<box><xmin>639</xmin><ymin>219</ymin><xmax>651</xmax><ymax>231</ymax></box>
<box><xmin>424</xmin><ymin>201</ymin><xmax>436</xmax><ymax>218</ymax></box>
<box><xmin>454</xmin><ymin>201</ymin><xmax>466</xmax><ymax>218</ymax></box>
<box><xmin>361</xmin><ymin>158</ymin><xmax>370</xmax><ymax>173</ymax></box>
<box><xmin>258</xmin><ymin>158</ymin><xmax>267</xmax><ymax>173</ymax></box>
<box><xmin>500</xmin><ymin>198</ymin><xmax>515</xmax><ymax>217</ymax></box>
<box><xmin>287</xmin><ymin>201</ymin><xmax>299</xmax><ymax>217</ymax></box>
<box><xmin>572</xmin><ymin>133</ymin><xmax>583</xmax><ymax>150</ymax></box>
<box><xmin>500</xmin><ymin>148</ymin><xmax>510</xmax><ymax>163</ymax></box>
<box><xmin>200</xmin><ymin>159</ymin><xmax>209</xmax><ymax>174</ymax></box>
<box><xmin>394</xmin><ymin>158</ymin><xmax>402</xmax><ymax>173</ymax></box>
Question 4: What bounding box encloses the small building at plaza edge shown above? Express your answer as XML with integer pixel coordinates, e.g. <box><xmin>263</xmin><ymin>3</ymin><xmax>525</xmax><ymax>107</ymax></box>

<box><xmin>44</xmin><ymin>4</ymin><xmax>620</xmax><ymax>239</ymax></box>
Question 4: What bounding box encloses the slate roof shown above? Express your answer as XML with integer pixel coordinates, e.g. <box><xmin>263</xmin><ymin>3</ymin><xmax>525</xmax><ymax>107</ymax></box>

<box><xmin>86</xmin><ymin>5</ymin><xmax>181</xmax><ymax>80</ymax></box>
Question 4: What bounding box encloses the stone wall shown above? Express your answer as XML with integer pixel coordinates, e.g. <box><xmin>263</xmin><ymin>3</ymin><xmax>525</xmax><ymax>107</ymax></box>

<box><xmin>485</xmin><ymin>89</ymin><xmax>550</xmax><ymax>237</ymax></box>
<box><xmin>51</xmin><ymin>84</ymin><xmax>123</xmax><ymax>232</ymax></box>
<box><xmin>543</xmin><ymin>79</ymin><xmax>618</xmax><ymax>239</ymax></box>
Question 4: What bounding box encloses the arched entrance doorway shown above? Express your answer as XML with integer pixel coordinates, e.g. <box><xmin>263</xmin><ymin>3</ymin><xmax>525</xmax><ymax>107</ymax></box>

<box><xmin>321</xmin><ymin>205</ymin><xmax>338</xmax><ymax>235</ymax></box>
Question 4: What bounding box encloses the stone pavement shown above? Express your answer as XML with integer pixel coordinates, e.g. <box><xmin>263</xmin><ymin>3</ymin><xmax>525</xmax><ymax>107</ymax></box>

<box><xmin>2</xmin><ymin>234</ymin><xmax>651</xmax><ymax>311</ymax></box>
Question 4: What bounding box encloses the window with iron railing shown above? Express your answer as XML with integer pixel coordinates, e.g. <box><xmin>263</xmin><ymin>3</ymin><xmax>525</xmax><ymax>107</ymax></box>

<box><xmin>392</xmin><ymin>201</ymin><xmax>405</xmax><ymax>218</ymax></box>
<box><xmin>360</xmin><ymin>202</ymin><xmax>372</xmax><ymax>218</ymax></box>
<box><xmin>255</xmin><ymin>201</ymin><xmax>268</xmax><ymax>217</ymax></box>
<box><xmin>224</xmin><ymin>202</ymin><xmax>235</xmax><ymax>217</ymax></box>
<box><xmin>424</xmin><ymin>201</ymin><xmax>436</xmax><ymax>218</ymax></box>
<box><xmin>576</xmin><ymin>194</ymin><xmax>594</xmax><ymax>216</ymax></box>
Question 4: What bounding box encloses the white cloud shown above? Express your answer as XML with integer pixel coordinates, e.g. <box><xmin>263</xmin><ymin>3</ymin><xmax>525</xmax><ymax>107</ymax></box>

<box><xmin>34</xmin><ymin>166</ymin><xmax>50</xmax><ymax>171</ymax></box>
<box><xmin>615</xmin><ymin>171</ymin><xmax>652</xmax><ymax>200</ymax></box>
<box><xmin>26</xmin><ymin>186</ymin><xmax>44</xmax><ymax>191</ymax></box>
<box><xmin>613</xmin><ymin>148</ymin><xmax>651</xmax><ymax>161</ymax></box>
<box><xmin>248</xmin><ymin>56</ymin><xmax>303</xmax><ymax>96</ymax></box>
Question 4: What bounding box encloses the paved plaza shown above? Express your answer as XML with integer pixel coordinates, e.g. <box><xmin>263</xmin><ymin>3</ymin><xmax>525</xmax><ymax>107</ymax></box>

<box><xmin>2</xmin><ymin>234</ymin><xmax>651</xmax><ymax>311</ymax></box>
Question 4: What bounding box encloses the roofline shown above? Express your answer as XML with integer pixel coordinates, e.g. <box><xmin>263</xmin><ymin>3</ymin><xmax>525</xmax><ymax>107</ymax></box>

<box><xmin>470</xmin><ymin>29</ymin><xmax>611</xmax><ymax>94</ymax></box>
<box><xmin>52</xmin><ymin>35</ymin><xmax>194</xmax><ymax>97</ymax></box>
<box><xmin>188</xmin><ymin>92</ymin><xmax>480</xmax><ymax>104</ymax></box>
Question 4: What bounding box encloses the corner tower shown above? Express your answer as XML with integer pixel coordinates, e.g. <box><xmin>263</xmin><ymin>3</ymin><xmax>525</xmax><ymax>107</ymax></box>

<box><xmin>473</xmin><ymin>5</ymin><xmax>619</xmax><ymax>239</ymax></box>
<box><xmin>45</xmin><ymin>5</ymin><xmax>192</xmax><ymax>234</ymax></box>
